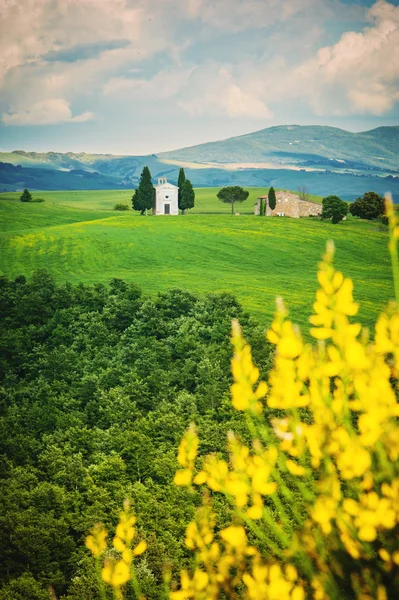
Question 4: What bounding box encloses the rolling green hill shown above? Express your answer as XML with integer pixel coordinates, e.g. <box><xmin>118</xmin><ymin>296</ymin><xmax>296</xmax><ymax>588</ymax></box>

<box><xmin>0</xmin><ymin>189</ymin><xmax>392</xmax><ymax>330</ymax></box>
<box><xmin>160</xmin><ymin>125</ymin><xmax>399</xmax><ymax>171</ymax></box>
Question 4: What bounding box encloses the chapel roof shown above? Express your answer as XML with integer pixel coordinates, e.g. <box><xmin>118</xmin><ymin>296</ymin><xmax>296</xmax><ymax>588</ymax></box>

<box><xmin>155</xmin><ymin>178</ymin><xmax>178</xmax><ymax>189</ymax></box>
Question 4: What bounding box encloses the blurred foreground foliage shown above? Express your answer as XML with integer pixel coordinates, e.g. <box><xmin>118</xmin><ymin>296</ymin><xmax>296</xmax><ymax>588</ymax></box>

<box><xmin>88</xmin><ymin>198</ymin><xmax>399</xmax><ymax>600</ymax></box>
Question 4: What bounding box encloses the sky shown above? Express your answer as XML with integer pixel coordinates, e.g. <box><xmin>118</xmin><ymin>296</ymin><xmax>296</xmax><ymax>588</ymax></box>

<box><xmin>0</xmin><ymin>0</ymin><xmax>398</xmax><ymax>155</ymax></box>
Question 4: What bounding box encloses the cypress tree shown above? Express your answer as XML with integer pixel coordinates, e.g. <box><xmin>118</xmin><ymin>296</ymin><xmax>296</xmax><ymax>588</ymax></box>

<box><xmin>178</xmin><ymin>168</ymin><xmax>186</xmax><ymax>212</ymax></box>
<box><xmin>180</xmin><ymin>179</ymin><xmax>195</xmax><ymax>214</ymax></box>
<box><xmin>132</xmin><ymin>189</ymin><xmax>141</xmax><ymax>212</ymax></box>
<box><xmin>268</xmin><ymin>186</ymin><xmax>276</xmax><ymax>211</ymax></box>
<box><xmin>132</xmin><ymin>166</ymin><xmax>155</xmax><ymax>215</ymax></box>
<box><xmin>20</xmin><ymin>188</ymin><xmax>32</xmax><ymax>203</ymax></box>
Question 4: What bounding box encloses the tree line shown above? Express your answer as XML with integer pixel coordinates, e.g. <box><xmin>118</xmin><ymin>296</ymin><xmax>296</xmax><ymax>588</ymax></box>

<box><xmin>321</xmin><ymin>191</ymin><xmax>386</xmax><ymax>223</ymax></box>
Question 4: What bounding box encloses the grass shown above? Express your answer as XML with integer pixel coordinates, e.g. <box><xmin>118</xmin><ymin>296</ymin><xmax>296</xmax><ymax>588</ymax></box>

<box><xmin>0</xmin><ymin>189</ymin><xmax>391</xmax><ymax>330</ymax></box>
<box><xmin>0</xmin><ymin>187</ymin><xmax>322</xmax><ymax>215</ymax></box>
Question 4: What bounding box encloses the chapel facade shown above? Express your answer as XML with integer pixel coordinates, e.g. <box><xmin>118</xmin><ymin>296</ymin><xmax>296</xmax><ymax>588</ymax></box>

<box><xmin>153</xmin><ymin>178</ymin><xmax>179</xmax><ymax>215</ymax></box>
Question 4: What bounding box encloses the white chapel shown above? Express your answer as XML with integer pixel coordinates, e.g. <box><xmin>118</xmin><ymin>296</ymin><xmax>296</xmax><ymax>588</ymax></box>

<box><xmin>154</xmin><ymin>178</ymin><xmax>179</xmax><ymax>215</ymax></box>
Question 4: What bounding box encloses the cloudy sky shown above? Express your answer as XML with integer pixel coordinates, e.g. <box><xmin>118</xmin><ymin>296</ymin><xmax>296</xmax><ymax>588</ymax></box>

<box><xmin>0</xmin><ymin>0</ymin><xmax>398</xmax><ymax>154</ymax></box>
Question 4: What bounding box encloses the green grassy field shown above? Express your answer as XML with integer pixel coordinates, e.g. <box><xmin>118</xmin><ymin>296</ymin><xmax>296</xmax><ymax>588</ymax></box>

<box><xmin>0</xmin><ymin>187</ymin><xmax>322</xmax><ymax>214</ymax></box>
<box><xmin>0</xmin><ymin>189</ymin><xmax>392</xmax><ymax>330</ymax></box>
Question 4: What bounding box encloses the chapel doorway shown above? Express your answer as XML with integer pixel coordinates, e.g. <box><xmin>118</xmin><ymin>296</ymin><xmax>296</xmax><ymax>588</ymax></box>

<box><xmin>164</xmin><ymin>204</ymin><xmax>170</xmax><ymax>215</ymax></box>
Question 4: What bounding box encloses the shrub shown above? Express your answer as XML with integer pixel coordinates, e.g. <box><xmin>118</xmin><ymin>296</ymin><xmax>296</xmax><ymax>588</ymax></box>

<box><xmin>19</xmin><ymin>188</ymin><xmax>32</xmax><ymax>202</ymax></box>
<box><xmin>18</xmin><ymin>189</ymin><xmax>44</xmax><ymax>203</ymax></box>
<box><xmin>114</xmin><ymin>203</ymin><xmax>129</xmax><ymax>211</ymax></box>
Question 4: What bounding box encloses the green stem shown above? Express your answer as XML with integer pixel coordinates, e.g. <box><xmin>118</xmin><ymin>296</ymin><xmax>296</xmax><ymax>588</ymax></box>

<box><xmin>96</xmin><ymin>558</ymin><xmax>107</xmax><ymax>600</ymax></box>
<box><xmin>389</xmin><ymin>212</ymin><xmax>399</xmax><ymax>303</ymax></box>
<box><xmin>245</xmin><ymin>412</ymin><xmax>260</xmax><ymax>441</ymax></box>
<box><xmin>390</xmin><ymin>241</ymin><xmax>399</xmax><ymax>304</ymax></box>
<box><xmin>130</xmin><ymin>565</ymin><xmax>142</xmax><ymax>600</ymax></box>
<box><xmin>237</xmin><ymin>508</ymin><xmax>285</xmax><ymax>559</ymax></box>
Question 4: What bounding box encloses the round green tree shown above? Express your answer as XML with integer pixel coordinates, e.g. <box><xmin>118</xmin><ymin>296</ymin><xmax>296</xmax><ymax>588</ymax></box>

<box><xmin>217</xmin><ymin>186</ymin><xmax>249</xmax><ymax>214</ymax></box>
<box><xmin>321</xmin><ymin>195</ymin><xmax>349</xmax><ymax>224</ymax></box>
<box><xmin>349</xmin><ymin>191</ymin><xmax>385</xmax><ymax>220</ymax></box>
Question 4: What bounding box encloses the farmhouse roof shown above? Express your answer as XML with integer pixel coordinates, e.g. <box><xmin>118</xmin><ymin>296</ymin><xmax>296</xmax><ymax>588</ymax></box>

<box><xmin>256</xmin><ymin>193</ymin><xmax>321</xmax><ymax>206</ymax></box>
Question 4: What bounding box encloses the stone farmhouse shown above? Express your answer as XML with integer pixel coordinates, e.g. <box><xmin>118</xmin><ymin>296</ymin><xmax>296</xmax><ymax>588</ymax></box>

<box><xmin>153</xmin><ymin>178</ymin><xmax>179</xmax><ymax>215</ymax></box>
<box><xmin>254</xmin><ymin>190</ymin><xmax>322</xmax><ymax>218</ymax></box>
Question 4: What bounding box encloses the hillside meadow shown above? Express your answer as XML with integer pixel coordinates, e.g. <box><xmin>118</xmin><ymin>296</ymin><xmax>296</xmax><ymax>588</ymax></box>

<box><xmin>0</xmin><ymin>187</ymin><xmax>323</xmax><ymax>213</ymax></box>
<box><xmin>0</xmin><ymin>188</ymin><xmax>392</xmax><ymax>330</ymax></box>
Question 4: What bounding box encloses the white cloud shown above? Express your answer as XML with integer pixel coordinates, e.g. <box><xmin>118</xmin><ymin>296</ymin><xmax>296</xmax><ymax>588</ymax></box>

<box><xmin>2</xmin><ymin>99</ymin><xmax>94</xmax><ymax>125</ymax></box>
<box><xmin>279</xmin><ymin>0</ymin><xmax>399</xmax><ymax>115</ymax></box>
<box><xmin>102</xmin><ymin>68</ymin><xmax>194</xmax><ymax>100</ymax></box>
<box><xmin>185</xmin><ymin>0</ymin><xmax>329</xmax><ymax>32</ymax></box>
<box><xmin>0</xmin><ymin>0</ymin><xmax>193</xmax><ymax>87</ymax></box>
<box><xmin>0</xmin><ymin>0</ymin><xmax>147</xmax><ymax>84</ymax></box>
<box><xmin>166</xmin><ymin>1</ymin><xmax>399</xmax><ymax>122</ymax></box>
<box><xmin>348</xmin><ymin>86</ymin><xmax>399</xmax><ymax>115</ymax></box>
<box><xmin>178</xmin><ymin>65</ymin><xmax>272</xmax><ymax>119</ymax></box>
<box><xmin>102</xmin><ymin>64</ymin><xmax>273</xmax><ymax>119</ymax></box>
<box><xmin>0</xmin><ymin>0</ymin><xmax>184</xmax><ymax>125</ymax></box>
<box><xmin>0</xmin><ymin>0</ymin><xmax>397</xmax><ymax>136</ymax></box>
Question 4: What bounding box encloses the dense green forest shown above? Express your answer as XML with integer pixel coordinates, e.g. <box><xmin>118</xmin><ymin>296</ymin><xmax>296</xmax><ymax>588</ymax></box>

<box><xmin>0</xmin><ymin>272</ymin><xmax>273</xmax><ymax>600</ymax></box>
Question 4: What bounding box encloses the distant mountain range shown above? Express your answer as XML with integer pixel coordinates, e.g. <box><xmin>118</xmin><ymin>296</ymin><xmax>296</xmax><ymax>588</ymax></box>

<box><xmin>160</xmin><ymin>124</ymin><xmax>399</xmax><ymax>172</ymax></box>
<box><xmin>1</xmin><ymin>125</ymin><xmax>398</xmax><ymax>200</ymax></box>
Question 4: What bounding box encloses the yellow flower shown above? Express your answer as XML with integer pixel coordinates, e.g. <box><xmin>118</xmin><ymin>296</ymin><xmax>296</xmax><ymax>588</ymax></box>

<box><xmin>345</xmin><ymin>341</ymin><xmax>369</xmax><ymax>370</ymax></box>
<box><xmin>177</xmin><ymin>423</ymin><xmax>199</xmax><ymax>467</ymax></box>
<box><xmin>85</xmin><ymin>523</ymin><xmax>107</xmax><ymax>557</ymax></box>
<box><xmin>113</xmin><ymin>536</ymin><xmax>125</xmax><ymax>553</ymax></box>
<box><xmin>286</xmin><ymin>460</ymin><xmax>305</xmax><ymax>477</ymax></box>
<box><xmin>379</xmin><ymin>548</ymin><xmax>390</xmax><ymax>562</ymax></box>
<box><xmin>166</xmin><ymin>227</ymin><xmax>399</xmax><ymax>600</ymax></box>
<box><xmin>102</xmin><ymin>559</ymin><xmax>130</xmax><ymax>588</ymax></box>
<box><xmin>193</xmin><ymin>569</ymin><xmax>209</xmax><ymax>591</ymax></box>
<box><xmin>174</xmin><ymin>424</ymin><xmax>199</xmax><ymax>486</ymax></box>
<box><xmin>174</xmin><ymin>468</ymin><xmax>193</xmax><ymax>486</ymax></box>
<box><xmin>193</xmin><ymin>470</ymin><xmax>207</xmax><ymax>485</ymax></box>
<box><xmin>246</xmin><ymin>504</ymin><xmax>263</xmax><ymax>520</ymax></box>
<box><xmin>310</xmin><ymin>327</ymin><xmax>333</xmax><ymax>340</ymax></box>
<box><xmin>312</xmin><ymin>496</ymin><xmax>337</xmax><ymax>535</ymax></box>
<box><xmin>230</xmin><ymin>321</ymin><xmax>268</xmax><ymax>413</ymax></box>
<box><xmin>220</xmin><ymin>525</ymin><xmax>247</xmax><ymax>549</ymax></box>
<box><xmin>133</xmin><ymin>540</ymin><xmax>147</xmax><ymax>556</ymax></box>
<box><xmin>343</xmin><ymin>499</ymin><xmax>359</xmax><ymax>516</ymax></box>
<box><xmin>358</xmin><ymin>524</ymin><xmax>376</xmax><ymax>542</ymax></box>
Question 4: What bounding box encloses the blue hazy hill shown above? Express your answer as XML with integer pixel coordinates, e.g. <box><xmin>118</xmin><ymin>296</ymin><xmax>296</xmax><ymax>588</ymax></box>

<box><xmin>1</xmin><ymin>125</ymin><xmax>398</xmax><ymax>199</ymax></box>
